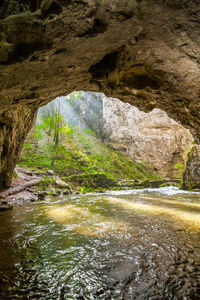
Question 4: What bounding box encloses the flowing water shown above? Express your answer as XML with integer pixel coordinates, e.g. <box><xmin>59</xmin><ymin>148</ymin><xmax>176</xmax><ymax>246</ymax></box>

<box><xmin>0</xmin><ymin>187</ymin><xmax>200</xmax><ymax>299</ymax></box>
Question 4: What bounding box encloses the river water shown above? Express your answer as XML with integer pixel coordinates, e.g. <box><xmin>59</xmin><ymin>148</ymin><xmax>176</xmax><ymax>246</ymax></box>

<box><xmin>0</xmin><ymin>187</ymin><xmax>200</xmax><ymax>299</ymax></box>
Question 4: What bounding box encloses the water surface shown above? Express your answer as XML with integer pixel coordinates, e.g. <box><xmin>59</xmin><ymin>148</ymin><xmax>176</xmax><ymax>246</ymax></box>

<box><xmin>0</xmin><ymin>187</ymin><xmax>200</xmax><ymax>299</ymax></box>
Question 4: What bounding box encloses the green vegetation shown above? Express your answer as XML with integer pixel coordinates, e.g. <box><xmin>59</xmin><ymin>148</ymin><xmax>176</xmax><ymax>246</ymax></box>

<box><xmin>172</xmin><ymin>142</ymin><xmax>195</xmax><ymax>182</ymax></box>
<box><xmin>172</xmin><ymin>163</ymin><xmax>185</xmax><ymax>179</ymax></box>
<box><xmin>13</xmin><ymin>170</ymin><xmax>18</xmax><ymax>179</ymax></box>
<box><xmin>39</xmin><ymin>176</ymin><xmax>56</xmax><ymax>188</ymax></box>
<box><xmin>19</xmin><ymin>105</ymin><xmax>160</xmax><ymax>193</ymax></box>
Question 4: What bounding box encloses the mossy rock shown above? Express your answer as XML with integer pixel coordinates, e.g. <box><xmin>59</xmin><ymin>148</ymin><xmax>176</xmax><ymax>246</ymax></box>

<box><xmin>64</xmin><ymin>173</ymin><xmax>117</xmax><ymax>189</ymax></box>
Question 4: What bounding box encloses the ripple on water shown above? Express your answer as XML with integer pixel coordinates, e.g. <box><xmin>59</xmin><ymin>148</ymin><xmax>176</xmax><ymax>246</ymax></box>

<box><xmin>0</xmin><ymin>188</ymin><xmax>200</xmax><ymax>299</ymax></box>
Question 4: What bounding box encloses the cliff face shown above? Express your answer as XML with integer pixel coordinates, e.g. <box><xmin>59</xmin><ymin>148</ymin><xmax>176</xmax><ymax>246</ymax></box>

<box><xmin>182</xmin><ymin>145</ymin><xmax>200</xmax><ymax>190</ymax></box>
<box><xmin>0</xmin><ymin>0</ymin><xmax>200</xmax><ymax>189</ymax></box>
<box><xmin>41</xmin><ymin>93</ymin><xmax>193</xmax><ymax>179</ymax></box>
<box><xmin>103</xmin><ymin>97</ymin><xmax>193</xmax><ymax>178</ymax></box>
<box><xmin>0</xmin><ymin>105</ymin><xmax>37</xmax><ymax>188</ymax></box>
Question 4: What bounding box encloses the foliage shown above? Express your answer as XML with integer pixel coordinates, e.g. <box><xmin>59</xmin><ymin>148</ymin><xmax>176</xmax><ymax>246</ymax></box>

<box><xmin>19</xmin><ymin>106</ymin><xmax>160</xmax><ymax>192</ymax></box>
<box><xmin>39</xmin><ymin>176</ymin><xmax>56</xmax><ymax>188</ymax></box>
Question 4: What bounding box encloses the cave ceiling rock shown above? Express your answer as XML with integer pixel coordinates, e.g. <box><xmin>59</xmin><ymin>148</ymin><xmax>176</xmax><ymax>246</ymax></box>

<box><xmin>0</xmin><ymin>0</ymin><xmax>200</xmax><ymax>189</ymax></box>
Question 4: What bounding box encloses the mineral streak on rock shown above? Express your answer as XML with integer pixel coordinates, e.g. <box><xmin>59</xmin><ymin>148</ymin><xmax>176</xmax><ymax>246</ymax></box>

<box><xmin>0</xmin><ymin>0</ymin><xmax>200</xmax><ymax>189</ymax></box>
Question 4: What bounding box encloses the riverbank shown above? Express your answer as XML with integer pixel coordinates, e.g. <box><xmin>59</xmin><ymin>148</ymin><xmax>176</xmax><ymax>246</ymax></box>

<box><xmin>0</xmin><ymin>166</ymin><xmax>181</xmax><ymax>211</ymax></box>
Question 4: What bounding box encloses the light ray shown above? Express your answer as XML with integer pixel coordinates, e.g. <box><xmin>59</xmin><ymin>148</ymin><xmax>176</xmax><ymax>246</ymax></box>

<box><xmin>104</xmin><ymin>196</ymin><xmax>200</xmax><ymax>231</ymax></box>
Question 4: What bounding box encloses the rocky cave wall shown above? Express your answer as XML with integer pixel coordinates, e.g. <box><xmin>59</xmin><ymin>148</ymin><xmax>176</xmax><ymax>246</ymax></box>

<box><xmin>0</xmin><ymin>0</ymin><xmax>200</xmax><ymax>189</ymax></box>
<box><xmin>53</xmin><ymin>92</ymin><xmax>193</xmax><ymax>179</ymax></box>
<box><xmin>103</xmin><ymin>97</ymin><xmax>193</xmax><ymax>179</ymax></box>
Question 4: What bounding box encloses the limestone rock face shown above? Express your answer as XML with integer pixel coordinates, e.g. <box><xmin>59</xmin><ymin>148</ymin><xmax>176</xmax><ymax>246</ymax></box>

<box><xmin>0</xmin><ymin>106</ymin><xmax>38</xmax><ymax>190</ymax></box>
<box><xmin>103</xmin><ymin>98</ymin><xmax>193</xmax><ymax>178</ymax></box>
<box><xmin>182</xmin><ymin>146</ymin><xmax>200</xmax><ymax>190</ymax></box>
<box><xmin>0</xmin><ymin>0</ymin><xmax>200</xmax><ymax>188</ymax></box>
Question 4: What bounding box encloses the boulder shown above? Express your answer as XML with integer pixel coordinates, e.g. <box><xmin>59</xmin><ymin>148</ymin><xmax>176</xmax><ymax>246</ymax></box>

<box><xmin>37</xmin><ymin>191</ymin><xmax>47</xmax><ymax>200</ymax></box>
<box><xmin>55</xmin><ymin>178</ymin><xmax>70</xmax><ymax>189</ymax></box>
<box><xmin>63</xmin><ymin>189</ymin><xmax>71</xmax><ymax>195</ymax></box>
<box><xmin>0</xmin><ymin>203</ymin><xmax>13</xmax><ymax>211</ymax></box>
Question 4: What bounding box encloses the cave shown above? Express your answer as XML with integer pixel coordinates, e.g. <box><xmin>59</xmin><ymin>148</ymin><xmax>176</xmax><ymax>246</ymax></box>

<box><xmin>1</xmin><ymin>1</ymin><xmax>200</xmax><ymax>298</ymax></box>
<box><xmin>0</xmin><ymin>0</ymin><xmax>200</xmax><ymax>191</ymax></box>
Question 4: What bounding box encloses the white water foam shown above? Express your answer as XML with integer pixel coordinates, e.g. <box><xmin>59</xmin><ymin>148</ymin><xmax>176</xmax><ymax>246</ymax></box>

<box><xmin>96</xmin><ymin>186</ymin><xmax>200</xmax><ymax>197</ymax></box>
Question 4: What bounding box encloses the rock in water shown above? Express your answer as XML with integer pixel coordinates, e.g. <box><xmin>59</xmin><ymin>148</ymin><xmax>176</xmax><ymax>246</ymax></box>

<box><xmin>0</xmin><ymin>203</ymin><xmax>13</xmax><ymax>211</ymax></box>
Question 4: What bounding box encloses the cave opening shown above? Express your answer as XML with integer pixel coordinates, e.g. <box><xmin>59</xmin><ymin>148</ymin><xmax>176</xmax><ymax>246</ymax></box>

<box><xmin>1</xmin><ymin>91</ymin><xmax>199</xmax><ymax>300</ymax></box>
<box><xmin>1</xmin><ymin>0</ymin><xmax>200</xmax><ymax>297</ymax></box>
<box><xmin>14</xmin><ymin>91</ymin><xmax>193</xmax><ymax>195</ymax></box>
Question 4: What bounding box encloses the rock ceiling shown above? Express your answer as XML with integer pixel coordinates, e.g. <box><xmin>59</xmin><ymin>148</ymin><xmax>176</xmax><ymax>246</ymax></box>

<box><xmin>0</xmin><ymin>0</ymin><xmax>200</xmax><ymax>189</ymax></box>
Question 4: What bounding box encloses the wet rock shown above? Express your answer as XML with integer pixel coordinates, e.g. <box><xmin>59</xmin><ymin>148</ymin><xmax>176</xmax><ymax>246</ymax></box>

<box><xmin>6</xmin><ymin>191</ymin><xmax>38</xmax><ymax>204</ymax></box>
<box><xmin>182</xmin><ymin>145</ymin><xmax>200</xmax><ymax>189</ymax></box>
<box><xmin>1</xmin><ymin>199</ymin><xmax>8</xmax><ymax>205</ymax></box>
<box><xmin>63</xmin><ymin>189</ymin><xmax>71</xmax><ymax>195</ymax></box>
<box><xmin>37</xmin><ymin>191</ymin><xmax>47</xmax><ymax>200</ymax></box>
<box><xmin>0</xmin><ymin>203</ymin><xmax>13</xmax><ymax>211</ymax></box>
<box><xmin>51</xmin><ymin>193</ymin><xmax>58</xmax><ymax>197</ymax></box>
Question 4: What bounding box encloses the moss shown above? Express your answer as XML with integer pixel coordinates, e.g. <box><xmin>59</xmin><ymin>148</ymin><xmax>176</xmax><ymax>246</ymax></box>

<box><xmin>19</xmin><ymin>115</ymin><xmax>160</xmax><ymax>193</ymax></box>
<box><xmin>64</xmin><ymin>173</ymin><xmax>117</xmax><ymax>190</ymax></box>
<box><xmin>159</xmin><ymin>182</ymin><xmax>171</xmax><ymax>188</ymax></box>
<box><xmin>39</xmin><ymin>176</ymin><xmax>56</xmax><ymax>188</ymax></box>
<box><xmin>13</xmin><ymin>170</ymin><xmax>18</xmax><ymax>179</ymax></box>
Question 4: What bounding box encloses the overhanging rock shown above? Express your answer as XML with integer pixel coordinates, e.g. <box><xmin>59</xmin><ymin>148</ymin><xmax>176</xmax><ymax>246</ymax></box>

<box><xmin>0</xmin><ymin>0</ymin><xmax>200</xmax><ymax>189</ymax></box>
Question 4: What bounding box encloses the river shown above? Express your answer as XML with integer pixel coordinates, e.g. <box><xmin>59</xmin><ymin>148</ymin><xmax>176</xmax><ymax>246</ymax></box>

<box><xmin>0</xmin><ymin>187</ymin><xmax>200</xmax><ymax>299</ymax></box>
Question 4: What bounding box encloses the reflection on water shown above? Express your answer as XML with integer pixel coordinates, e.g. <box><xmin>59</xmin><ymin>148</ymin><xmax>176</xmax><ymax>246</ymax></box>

<box><xmin>0</xmin><ymin>187</ymin><xmax>200</xmax><ymax>299</ymax></box>
<box><xmin>105</xmin><ymin>196</ymin><xmax>200</xmax><ymax>231</ymax></box>
<box><xmin>46</xmin><ymin>205</ymin><xmax>130</xmax><ymax>237</ymax></box>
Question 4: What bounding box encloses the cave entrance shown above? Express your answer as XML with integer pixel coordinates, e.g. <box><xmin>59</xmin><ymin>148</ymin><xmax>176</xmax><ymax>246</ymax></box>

<box><xmin>15</xmin><ymin>91</ymin><xmax>193</xmax><ymax>194</ymax></box>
